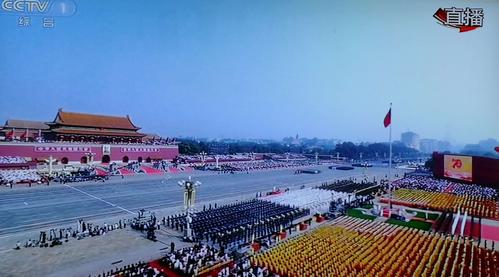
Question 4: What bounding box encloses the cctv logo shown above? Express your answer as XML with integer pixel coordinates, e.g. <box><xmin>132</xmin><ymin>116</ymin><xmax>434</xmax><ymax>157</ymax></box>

<box><xmin>1</xmin><ymin>0</ymin><xmax>50</xmax><ymax>14</ymax></box>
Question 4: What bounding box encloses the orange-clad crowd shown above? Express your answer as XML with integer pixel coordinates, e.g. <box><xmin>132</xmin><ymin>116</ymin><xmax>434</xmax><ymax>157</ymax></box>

<box><xmin>381</xmin><ymin>189</ymin><xmax>498</xmax><ymax>219</ymax></box>
<box><xmin>250</xmin><ymin>216</ymin><xmax>499</xmax><ymax>277</ymax></box>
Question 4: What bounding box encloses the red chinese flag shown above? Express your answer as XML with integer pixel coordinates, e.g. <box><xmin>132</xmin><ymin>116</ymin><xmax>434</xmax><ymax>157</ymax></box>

<box><xmin>5</xmin><ymin>129</ymin><xmax>14</xmax><ymax>138</ymax></box>
<box><xmin>383</xmin><ymin>108</ymin><xmax>391</xmax><ymax>128</ymax></box>
<box><xmin>20</xmin><ymin>129</ymin><xmax>28</xmax><ymax>139</ymax></box>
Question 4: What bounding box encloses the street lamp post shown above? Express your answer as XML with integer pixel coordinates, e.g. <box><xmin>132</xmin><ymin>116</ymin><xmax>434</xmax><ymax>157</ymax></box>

<box><xmin>200</xmin><ymin>151</ymin><xmax>207</xmax><ymax>166</ymax></box>
<box><xmin>85</xmin><ymin>152</ymin><xmax>95</xmax><ymax>164</ymax></box>
<box><xmin>47</xmin><ymin>155</ymin><xmax>56</xmax><ymax>177</ymax></box>
<box><xmin>178</xmin><ymin>176</ymin><xmax>201</xmax><ymax>241</ymax></box>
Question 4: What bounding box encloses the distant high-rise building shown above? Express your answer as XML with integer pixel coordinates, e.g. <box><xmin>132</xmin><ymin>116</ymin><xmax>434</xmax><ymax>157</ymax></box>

<box><xmin>419</xmin><ymin>139</ymin><xmax>436</xmax><ymax>153</ymax></box>
<box><xmin>462</xmin><ymin>138</ymin><xmax>499</xmax><ymax>155</ymax></box>
<box><xmin>419</xmin><ymin>139</ymin><xmax>451</xmax><ymax>153</ymax></box>
<box><xmin>292</xmin><ymin>134</ymin><xmax>300</xmax><ymax>145</ymax></box>
<box><xmin>436</xmin><ymin>140</ymin><xmax>451</xmax><ymax>152</ymax></box>
<box><xmin>478</xmin><ymin>138</ymin><xmax>499</xmax><ymax>151</ymax></box>
<box><xmin>401</xmin><ymin>131</ymin><xmax>420</xmax><ymax>150</ymax></box>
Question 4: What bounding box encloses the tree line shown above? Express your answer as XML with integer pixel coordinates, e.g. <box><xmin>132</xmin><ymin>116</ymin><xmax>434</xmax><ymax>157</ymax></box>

<box><xmin>178</xmin><ymin>139</ymin><xmax>421</xmax><ymax>159</ymax></box>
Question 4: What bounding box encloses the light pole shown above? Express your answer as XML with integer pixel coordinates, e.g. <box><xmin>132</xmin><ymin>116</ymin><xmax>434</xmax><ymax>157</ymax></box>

<box><xmin>200</xmin><ymin>151</ymin><xmax>207</xmax><ymax>166</ymax></box>
<box><xmin>85</xmin><ymin>152</ymin><xmax>95</xmax><ymax>164</ymax></box>
<box><xmin>178</xmin><ymin>176</ymin><xmax>201</xmax><ymax>241</ymax></box>
<box><xmin>47</xmin><ymin>155</ymin><xmax>56</xmax><ymax>177</ymax></box>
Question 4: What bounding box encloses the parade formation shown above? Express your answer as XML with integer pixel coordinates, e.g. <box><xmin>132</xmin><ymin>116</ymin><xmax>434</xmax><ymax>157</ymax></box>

<box><xmin>0</xmin><ymin>109</ymin><xmax>498</xmax><ymax>277</ymax></box>
<box><xmin>89</xmin><ymin>171</ymin><xmax>498</xmax><ymax>277</ymax></box>
<box><xmin>1</xmin><ymin>1</ymin><xmax>498</xmax><ymax>275</ymax></box>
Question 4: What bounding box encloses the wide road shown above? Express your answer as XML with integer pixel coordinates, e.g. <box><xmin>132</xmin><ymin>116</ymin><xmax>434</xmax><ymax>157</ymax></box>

<box><xmin>0</xmin><ymin>166</ymin><xmax>405</xmax><ymax>236</ymax></box>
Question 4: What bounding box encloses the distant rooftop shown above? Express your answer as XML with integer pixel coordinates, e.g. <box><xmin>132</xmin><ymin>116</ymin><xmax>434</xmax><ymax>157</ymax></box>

<box><xmin>3</xmin><ymin>119</ymin><xmax>50</xmax><ymax>130</ymax></box>
<box><xmin>51</xmin><ymin>109</ymin><xmax>141</xmax><ymax>130</ymax></box>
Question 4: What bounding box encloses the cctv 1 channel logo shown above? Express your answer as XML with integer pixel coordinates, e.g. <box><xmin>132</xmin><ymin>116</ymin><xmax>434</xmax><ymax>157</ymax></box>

<box><xmin>1</xmin><ymin>0</ymin><xmax>76</xmax><ymax>16</ymax></box>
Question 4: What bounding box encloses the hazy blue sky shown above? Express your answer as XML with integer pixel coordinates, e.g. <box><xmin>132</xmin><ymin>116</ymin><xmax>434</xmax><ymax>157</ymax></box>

<box><xmin>1</xmin><ymin>0</ymin><xmax>498</xmax><ymax>144</ymax></box>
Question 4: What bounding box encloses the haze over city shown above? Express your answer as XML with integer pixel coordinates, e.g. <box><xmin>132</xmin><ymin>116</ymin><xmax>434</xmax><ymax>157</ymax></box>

<box><xmin>1</xmin><ymin>0</ymin><xmax>498</xmax><ymax>144</ymax></box>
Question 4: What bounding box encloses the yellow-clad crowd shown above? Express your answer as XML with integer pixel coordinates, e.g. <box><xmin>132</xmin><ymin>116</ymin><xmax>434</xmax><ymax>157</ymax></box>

<box><xmin>251</xmin><ymin>216</ymin><xmax>499</xmax><ymax>277</ymax></box>
<box><xmin>383</xmin><ymin>189</ymin><xmax>498</xmax><ymax>219</ymax></box>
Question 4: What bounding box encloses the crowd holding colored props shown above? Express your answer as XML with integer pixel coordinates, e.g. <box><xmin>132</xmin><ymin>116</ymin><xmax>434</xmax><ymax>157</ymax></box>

<box><xmin>251</xmin><ymin>216</ymin><xmax>499</xmax><ymax>277</ymax></box>
<box><xmin>383</xmin><ymin>189</ymin><xmax>498</xmax><ymax>219</ymax></box>
<box><xmin>391</xmin><ymin>175</ymin><xmax>497</xmax><ymax>199</ymax></box>
<box><xmin>94</xmin><ymin>261</ymin><xmax>162</xmax><ymax>277</ymax></box>
<box><xmin>160</xmin><ymin>243</ymin><xmax>230</xmax><ymax>276</ymax></box>
<box><xmin>0</xmin><ymin>169</ymin><xmax>42</xmax><ymax>185</ymax></box>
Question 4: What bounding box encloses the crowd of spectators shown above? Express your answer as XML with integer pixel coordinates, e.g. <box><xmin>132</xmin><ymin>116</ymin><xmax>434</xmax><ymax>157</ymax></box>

<box><xmin>160</xmin><ymin>243</ymin><xmax>230</xmax><ymax>276</ymax></box>
<box><xmin>266</xmin><ymin>153</ymin><xmax>307</xmax><ymax>160</ymax></box>
<box><xmin>0</xmin><ymin>156</ymin><xmax>27</xmax><ymax>164</ymax></box>
<box><xmin>177</xmin><ymin>154</ymin><xmax>255</xmax><ymax>164</ymax></box>
<box><xmin>391</xmin><ymin>175</ymin><xmax>497</xmax><ymax>199</ymax></box>
<box><xmin>0</xmin><ymin>169</ymin><xmax>42</xmax><ymax>186</ymax></box>
<box><xmin>210</xmin><ymin>159</ymin><xmax>321</xmax><ymax>173</ymax></box>
<box><xmin>93</xmin><ymin>261</ymin><xmax>163</xmax><ymax>277</ymax></box>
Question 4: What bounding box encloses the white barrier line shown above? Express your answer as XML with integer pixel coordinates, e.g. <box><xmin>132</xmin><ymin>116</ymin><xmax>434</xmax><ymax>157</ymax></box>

<box><xmin>64</xmin><ymin>185</ymin><xmax>134</xmax><ymax>215</ymax></box>
<box><xmin>0</xmin><ymin>248</ymin><xmax>14</xmax><ymax>254</ymax></box>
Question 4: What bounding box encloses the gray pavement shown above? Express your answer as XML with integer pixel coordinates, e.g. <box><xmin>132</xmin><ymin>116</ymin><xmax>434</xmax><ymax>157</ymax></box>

<box><xmin>0</xmin><ymin>165</ymin><xmax>403</xmax><ymax>236</ymax></box>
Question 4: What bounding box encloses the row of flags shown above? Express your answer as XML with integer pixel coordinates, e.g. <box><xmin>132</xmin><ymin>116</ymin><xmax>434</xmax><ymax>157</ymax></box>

<box><xmin>4</xmin><ymin>129</ymin><xmax>178</xmax><ymax>144</ymax></box>
<box><xmin>4</xmin><ymin>128</ymin><xmax>42</xmax><ymax>140</ymax></box>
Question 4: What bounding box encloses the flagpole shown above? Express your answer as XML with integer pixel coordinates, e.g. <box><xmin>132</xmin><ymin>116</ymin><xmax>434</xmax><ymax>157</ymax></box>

<box><xmin>388</xmin><ymin>103</ymin><xmax>392</xmax><ymax>209</ymax></box>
